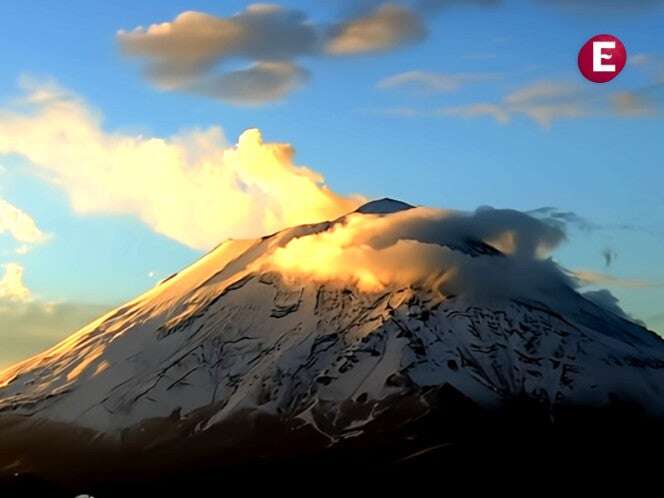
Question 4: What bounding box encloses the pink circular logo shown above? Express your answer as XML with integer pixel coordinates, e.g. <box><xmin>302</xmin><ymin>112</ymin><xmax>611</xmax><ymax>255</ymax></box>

<box><xmin>579</xmin><ymin>35</ymin><xmax>627</xmax><ymax>83</ymax></box>
<box><xmin>578</xmin><ymin>34</ymin><xmax>627</xmax><ymax>83</ymax></box>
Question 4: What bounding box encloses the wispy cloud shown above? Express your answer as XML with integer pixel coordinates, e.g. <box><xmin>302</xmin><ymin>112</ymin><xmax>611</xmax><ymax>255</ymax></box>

<box><xmin>629</xmin><ymin>52</ymin><xmax>664</xmax><ymax>83</ymax></box>
<box><xmin>528</xmin><ymin>206</ymin><xmax>598</xmax><ymax>232</ymax></box>
<box><xmin>433</xmin><ymin>80</ymin><xmax>662</xmax><ymax>127</ymax></box>
<box><xmin>571</xmin><ymin>269</ymin><xmax>658</xmax><ymax>289</ymax></box>
<box><xmin>443</xmin><ymin>81</ymin><xmax>588</xmax><ymax>127</ymax></box>
<box><xmin>439</xmin><ymin>103</ymin><xmax>510</xmax><ymax>123</ymax></box>
<box><xmin>377</xmin><ymin>70</ymin><xmax>501</xmax><ymax>93</ymax></box>
<box><xmin>611</xmin><ymin>91</ymin><xmax>659</xmax><ymax>117</ymax></box>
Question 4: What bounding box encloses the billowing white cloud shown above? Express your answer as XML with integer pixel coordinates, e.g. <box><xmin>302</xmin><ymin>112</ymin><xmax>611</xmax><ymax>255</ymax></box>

<box><xmin>377</xmin><ymin>70</ymin><xmax>501</xmax><ymax>93</ymax></box>
<box><xmin>0</xmin><ymin>81</ymin><xmax>363</xmax><ymax>250</ymax></box>
<box><xmin>327</xmin><ymin>4</ymin><xmax>425</xmax><ymax>55</ymax></box>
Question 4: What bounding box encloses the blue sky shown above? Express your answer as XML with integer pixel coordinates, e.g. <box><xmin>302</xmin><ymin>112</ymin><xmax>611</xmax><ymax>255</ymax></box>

<box><xmin>0</xmin><ymin>0</ymin><xmax>663</xmax><ymax>367</ymax></box>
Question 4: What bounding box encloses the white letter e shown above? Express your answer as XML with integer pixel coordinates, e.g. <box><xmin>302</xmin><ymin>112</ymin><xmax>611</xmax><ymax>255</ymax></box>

<box><xmin>593</xmin><ymin>41</ymin><xmax>616</xmax><ymax>72</ymax></box>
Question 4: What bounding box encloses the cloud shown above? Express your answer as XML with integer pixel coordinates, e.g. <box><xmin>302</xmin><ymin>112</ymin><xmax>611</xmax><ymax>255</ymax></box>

<box><xmin>527</xmin><ymin>207</ymin><xmax>597</xmax><ymax>232</ymax></box>
<box><xmin>117</xmin><ymin>2</ymin><xmax>506</xmax><ymax>103</ymax></box>
<box><xmin>611</xmin><ymin>91</ymin><xmax>659</xmax><ymax>117</ymax></box>
<box><xmin>0</xmin><ymin>197</ymin><xmax>49</xmax><ymax>250</ymax></box>
<box><xmin>439</xmin><ymin>103</ymin><xmax>510</xmax><ymax>124</ymax></box>
<box><xmin>496</xmin><ymin>81</ymin><xmax>587</xmax><ymax>127</ymax></box>
<box><xmin>582</xmin><ymin>289</ymin><xmax>646</xmax><ymax>326</ymax></box>
<box><xmin>630</xmin><ymin>52</ymin><xmax>664</xmax><ymax>81</ymax></box>
<box><xmin>0</xmin><ymin>81</ymin><xmax>363</xmax><ymax>250</ymax></box>
<box><xmin>438</xmin><ymin>80</ymin><xmax>662</xmax><ymax>127</ymax></box>
<box><xmin>377</xmin><ymin>70</ymin><xmax>501</xmax><ymax>93</ymax></box>
<box><xmin>0</xmin><ymin>264</ymin><xmax>110</xmax><ymax>370</ymax></box>
<box><xmin>0</xmin><ymin>263</ymin><xmax>32</xmax><ymax>303</ymax></box>
<box><xmin>570</xmin><ymin>269</ymin><xmax>656</xmax><ymax>289</ymax></box>
<box><xmin>116</xmin><ymin>2</ymin><xmax>664</xmax><ymax>104</ymax></box>
<box><xmin>118</xmin><ymin>7</ymin><xmax>319</xmax><ymax>72</ymax></box>
<box><xmin>261</xmin><ymin>205</ymin><xmax>569</xmax><ymax>297</ymax></box>
<box><xmin>326</xmin><ymin>3</ymin><xmax>426</xmax><ymax>55</ymax></box>
<box><xmin>118</xmin><ymin>6</ymin><xmax>318</xmax><ymax>104</ymax></box>
<box><xmin>185</xmin><ymin>61</ymin><xmax>308</xmax><ymax>105</ymax></box>
<box><xmin>256</xmin><ymin>205</ymin><xmax>652</xmax><ymax>332</ymax></box>
<box><xmin>631</xmin><ymin>53</ymin><xmax>652</xmax><ymax>66</ymax></box>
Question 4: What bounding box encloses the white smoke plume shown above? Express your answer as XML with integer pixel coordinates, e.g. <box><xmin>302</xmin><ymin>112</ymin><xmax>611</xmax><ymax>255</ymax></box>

<box><xmin>0</xmin><ymin>80</ymin><xmax>363</xmax><ymax>250</ymax></box>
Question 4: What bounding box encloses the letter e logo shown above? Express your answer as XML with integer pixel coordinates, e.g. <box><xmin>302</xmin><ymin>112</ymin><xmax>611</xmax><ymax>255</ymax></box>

<box><xmin>578</xmin><ymin>34</ymin><xmax>626</xmax><ymax>83</ymax></box>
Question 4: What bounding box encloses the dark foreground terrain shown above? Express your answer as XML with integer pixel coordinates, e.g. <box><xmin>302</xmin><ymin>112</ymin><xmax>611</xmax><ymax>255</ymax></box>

<box><xmin>1</xmin><ymin>386</ymin><xmax>662</xmax><ymax>497</ymax></box>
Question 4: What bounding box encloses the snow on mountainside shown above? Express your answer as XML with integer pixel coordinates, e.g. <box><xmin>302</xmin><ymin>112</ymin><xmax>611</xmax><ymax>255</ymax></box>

<box><xmin>0</xmin><ymin>199</ymin><xmax>663</xmax><ymax>480</ymax></box>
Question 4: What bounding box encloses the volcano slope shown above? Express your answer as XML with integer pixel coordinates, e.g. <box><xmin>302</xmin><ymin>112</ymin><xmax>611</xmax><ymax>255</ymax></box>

<box><xmin>1</xmin><ymin>199</ymin><xmax>663</xmax><ymax>494</ymax></box>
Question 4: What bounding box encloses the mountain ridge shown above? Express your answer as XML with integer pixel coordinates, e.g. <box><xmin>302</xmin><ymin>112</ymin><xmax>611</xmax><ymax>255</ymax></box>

<box><xmin>1</xmin><ymin>200</ymin><xmax>663</xmax><ymax>492</ymax></box>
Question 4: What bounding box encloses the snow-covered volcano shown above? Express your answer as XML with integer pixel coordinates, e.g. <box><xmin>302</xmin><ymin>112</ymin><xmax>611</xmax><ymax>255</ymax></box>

<box><xmin>1</xmin><ymin>199</ymin><xmax>663</xmax><ymax>490</ymax></box>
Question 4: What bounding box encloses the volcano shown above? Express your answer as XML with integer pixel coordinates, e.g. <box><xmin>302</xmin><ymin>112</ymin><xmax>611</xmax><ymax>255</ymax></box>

<box><xmin>1</xmin><ymin>199</ymin><xmax>663</xmax><ymax>494</ymax></box>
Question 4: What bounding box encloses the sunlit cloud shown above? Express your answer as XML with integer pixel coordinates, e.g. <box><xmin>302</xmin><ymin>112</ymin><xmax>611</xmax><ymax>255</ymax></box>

<box><xmin>116</xmin><ymin>2</ymin><xmax>506</xmax><ymax>103</ymax></box>
<box><xmin>0</xmin><ymin>197</ymin><xmax>49</xmax><ymax>251</ymax></box>
<box><xmin>117</xmin><ymin>6</ymin><xmax>316</xmax><ymax>104</ymax></box>
<box><xmin>571</xmin><ymin>269</ymin><xmax>657</xmax><ymax>289</ymax></box>
<box><xmin>117</xmin><ymin>4</ymin><xmax>428</xmax><ymax>103</ymax></box>
<box><xmin>0</xmin><ymin>81</ymin><xmax>363</xmax><ymax>250</ymax></box>
<box><xmin>0</xmin><ymin>263</ymin><xmax>110</xmax><ymax>371</ymax></box>
<box><xmin>0</xmin><ymin>262</ymin><xmax>32</xmax><ymax>303</ymax></box>
<box><xmin>260</xmin><ymin>206</ymin><xmax>569</xmax><ymax>296</ymax></box>
<box><xmin>327</xmin><ymin>3</ymin><xmax>425</xmax><ymax>55</ymax></box>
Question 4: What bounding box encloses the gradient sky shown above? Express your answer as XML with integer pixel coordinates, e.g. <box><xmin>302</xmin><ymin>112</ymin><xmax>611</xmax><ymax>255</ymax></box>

<box><xmin>0</xmin><ymin>0</ymin><xmax>663</xmax><ymax>368</ymax></box>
